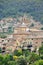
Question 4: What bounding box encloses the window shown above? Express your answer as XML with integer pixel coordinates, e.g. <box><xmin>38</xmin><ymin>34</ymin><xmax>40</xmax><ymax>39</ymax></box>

<box><xmin>8</xmin><ymin>40</ymin><xmax>9</xmax><ymax>42</ymax></box>
<box><xmin>32</xmin><ymin>38</ymin><xmax>33</xmax><ymax>40</ymax></box>
<box><xmin>2</xmin><ymin>47</ymin><xmax>6</xmax><ymax>50</ymax></box>
<box><xmin>36</xmin><ymin>42</ymin><xmax>38</xmax><ymax>44</ymax></box>
<box><xmin>2</xmin><ymin>40</ymin><xmax>4</xmax><ymax>42</ymax></box>
<box><xmin>27</xmin><ymin>45</ymin><xmax>32</xmax><ymax>48</ymax></box>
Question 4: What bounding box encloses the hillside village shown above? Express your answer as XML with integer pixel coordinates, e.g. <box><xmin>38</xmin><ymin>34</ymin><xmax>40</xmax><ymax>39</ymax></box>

<box><xmin>0</xmin><ymin>0</ymin><xmax>43</xmax><ymax>65</ymax></box>
<box><xmin>0</xmin><ymin>16</ymin><xmax>43</xmax><ymax>54</ymax></box>
<box><xmin>0</xmin><ymin>16</ymin><xmax>43</xmax><ymax>33</ymax></box>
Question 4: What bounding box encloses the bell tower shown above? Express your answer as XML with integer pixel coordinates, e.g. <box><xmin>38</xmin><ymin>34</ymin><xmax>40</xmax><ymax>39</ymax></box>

<box><xmin>22</xmin><ymin>15</ymin><xmax>30</xmax><ymax>25</ymax></box>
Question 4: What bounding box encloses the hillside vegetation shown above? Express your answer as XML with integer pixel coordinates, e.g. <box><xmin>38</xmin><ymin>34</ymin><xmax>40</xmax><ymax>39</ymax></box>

<box><xmin>0</xmin><ymin>0</ymin><xmax>43</xmax><ymax>24</ymax></box>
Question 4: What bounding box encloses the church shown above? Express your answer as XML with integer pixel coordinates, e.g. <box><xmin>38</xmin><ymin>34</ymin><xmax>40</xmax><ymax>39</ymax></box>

<box><xmin>13</xmin><ymin>16</ymin><xmax>43</xmax><ymax>52</ymax></box>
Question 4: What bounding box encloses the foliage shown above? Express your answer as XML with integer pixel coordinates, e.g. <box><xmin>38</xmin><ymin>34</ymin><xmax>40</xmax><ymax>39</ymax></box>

<box><xmin>41</xmin><ymin>27</ymin><xmax>43</xmax><ymax>30</ymax></box>
<box><xmin>39</xmin><ymin>45</ymin><xmax>43</xmax><ymax>55</ymax></box>
<box><xmin>0</xmin><ymin>54</ymin><xmax>3</xmax><ymax>62</ymax></box>
<box><xmin>0</xmin><ymin>0</ymin><xmax>43</xmax><ymax>24</ymax></box>
<box><xmin>3</xmin><ymin>54</ymin><xmax>13</xmax><ymax>65</ymax></box>
<box><xmin>0</xmin><ymin>34</ymin><xmax>7</xmax><ymax>38</ymax></box>
<box><xmin>0</xmin><ymin>48</ymin><xmax>2</xmax><ymax>53</ymax></box>
<box><xmin>28</xmin><ymin>53</ymin><xmax>40</xmax><ymax>64</ymax></box>
<box><xmin>16</xmin><ymin>56</ymin><xmax>27</xmax><ymax>65</ymax></box>
<box><xmin>0</xmin><ymin>54</ymin><xmax>4</xmax><ymax>65</ymax></box>
<box><xmin>8</xmin><ymin>61</ymin><xmax>16</xmax><ymax>65</ymax></box>
<box><xmin>30</xmin><ymin>23</ymin><xmax>34</xmax><ymax>27</ymax></box>
<box><xmin>13</xmin><ymin>49</ymin><xmax>22</xmax><ymax>56</ymax></box>
<box><xmin>22</xmin><ymin>49</ymin><xmax>31</xmax><ymax>56</ymax></box>
<box><xmin>0</xmin><ymin>62</ymin><xmax>3</xmax><ymax>65</ymax></box>
<box><xmin>33</xmin><ymin>60</ymin><xmax>43</xmax><ymax>65</ymax></box>
<box><xmin>13</xmin><ymin>56</ymin><xmax>18</xmax><ymax>60</ymax></box>
<box><xmin>0</xmin><ymin>49</ymin><xmax>43</xmax><ymax>65</ymax></box>
<box><xmin>40</xmin><ymin>55</ymin><xmax>43</xmax><ymax>60</ymax></box>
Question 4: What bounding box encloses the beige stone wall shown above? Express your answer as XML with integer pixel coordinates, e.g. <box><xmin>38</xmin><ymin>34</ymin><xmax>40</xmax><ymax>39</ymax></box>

<box><xmin>31</xmin><ymin>38</ymin><xmax>43</xmax><ymax>48</ymax></box>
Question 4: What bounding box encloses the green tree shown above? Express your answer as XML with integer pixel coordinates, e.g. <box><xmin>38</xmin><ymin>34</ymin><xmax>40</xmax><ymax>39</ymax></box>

<box><xmin>0</xmin><ymin>35</ymin><xmax>7</xmax><ymax>38</ymax></box>
<box><xmin>28</xmin><ymin>53</ymin><xmax>40</xmax><ymax>64</ymax></box>
<box><xmin>41</xmin><ymin>27</ymin><xmax>43</xmax><ymax>30</ymax></box>
<box><xmin>30</xmin><ymin>23</ymin><xmax>34</xmax><ymax>27</ymax></box>
<box><xmin>3</xmin><ymin>54</ymin><xmax>13</xmax><ymax>65</ymax></box>
<box><xmin>22</xmin><ymin>49</ymin><xmax>31</xmax><ymax>56</ymax></box>
<box><xmin>14</xmin><ymin>49</ymin><xmax>22</xmax><ymax>56</ymax></box>
<box><xmin>33</xmin><ymin>60</ymin><xmax>43</xmax><ymax>65</ymax></box>
<box><xmin>40</xmin><ymin>55</ymin><xmax>43</xmax><ymax>60</ymax></box>
<box><xmin>0</xmin><ymin>54</ymin><xmax>3</xmax><ymax>62</ymax></box>
<box><xmin>0</xmin><ymin>54</ymin><xmax>3</xmax><ymax>65</ymax></box>
<box><xmin>16</xmin><ymin>56</ymin><xmax>27</xmax><ymax>65</ymax></box>
<box><xmin>8</xmin><ymin>61</ymin><xmax>16</xmax><ymax>65</ymax></box>
<box><xmin>0</xmin><ymin>48</ymin><xmax>2</xmax><ymax>53</ymax></box>
<box><xmin>39</xmin><ymin>45</ymin><xmax>43</xmax><ymax>55</ymax></box>
<box><xmin>0</xmin><ymin>62</ymin><xmax>3</xmax><ymax>65</ymax></box>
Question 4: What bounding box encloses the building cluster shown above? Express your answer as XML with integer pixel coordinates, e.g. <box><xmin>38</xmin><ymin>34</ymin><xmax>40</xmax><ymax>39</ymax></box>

<box><xmin>0</xmin><ymin>16</ymin><xmax>43</xmax><ymax>54</ymax></box>
<box><xmin>13</xmin><ymin>17</ymin><xmax>43</xmax><ymax>53</ymax></box>
<box><xmin>0</xmin><ymin>16</ymin><xmax>43</xmax><ymax>33</ymax></box>
<box><xmin>0</xmin><ymin>18</ymin><xmax>17</xmax><ymax>33</ymax></box>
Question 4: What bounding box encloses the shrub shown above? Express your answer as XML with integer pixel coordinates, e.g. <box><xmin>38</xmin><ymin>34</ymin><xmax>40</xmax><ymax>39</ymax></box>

<box><xmin>0</xmin><ymin>62</ymin><xmax>3</xmax><ymax>65</ymax></box>
<box><xmin>16</xmin><ymin>56</ymin><xmax>27</xmax><ymax>65</ymax></box>
<box><xmin>28</xmin><ymin>53</ymin><xmax>40</xmax><ymax>64</ymax></box>
<box><xmin>0</xmin><ymin>54</ymin><xmax>3</xmax><ymax>62</ymax></box>
<box><xmin>13</xmin><ymin>56</ymin><xmax>18</xmax><ymax>60</ymax></box>
<box><xmin>8</xmin><ymin>61</ymin><xmax>16</xmax><ymax>65</ymax></box>
<box><xmin>0</xmin><ymin>48</ymin><xmax>2</xmax><ymax>53</ymax></box>
<box><xmin>39</xmin><ymin>45</ymin><xmax>43</xmax><ymax>55</ymax></box>
<box><xmin>3</xmin><ymin>54</ymin><xmax>13</xmax><ymax>65</ymax></box>
<box><xmin>33</xmin><ymin>60</ymin><xmax>43</xmax><ymax>65</ymax></box>
<box><xmin>40</xmin><ymin>55</ymin><xmax>43</xmax><ymax>60</ymax></box>
<box><xmin>22</xmin><ymin>49</ymin><xmax>30</xmax><ymax>56</ymax></box>
<box><xmin>14</xmin><ymin>49</ymin><xmax>22</xmax><ymax>56</ymax></box>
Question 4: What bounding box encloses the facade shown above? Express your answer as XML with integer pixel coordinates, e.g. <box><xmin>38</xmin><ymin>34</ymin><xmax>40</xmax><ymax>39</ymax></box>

<box><xmin>0</xmin><ymin>36</ymin><xmax>14</xmax><ymax>53</ymax></box>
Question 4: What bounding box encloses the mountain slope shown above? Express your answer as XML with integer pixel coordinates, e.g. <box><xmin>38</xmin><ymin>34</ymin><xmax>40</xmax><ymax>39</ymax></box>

<box><xmin>0</xmin><ymin>0</ymin><xmax>43</xmax><ymax>24</ymax></box>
